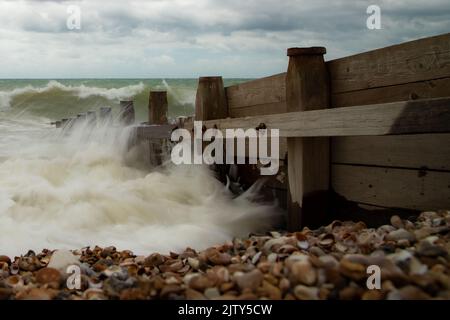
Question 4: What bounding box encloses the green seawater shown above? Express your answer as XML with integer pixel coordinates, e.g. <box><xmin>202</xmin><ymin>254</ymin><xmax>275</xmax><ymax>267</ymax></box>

<box><xmin>0</xmin><ymin>79</ymin><xmax>249</xmax><ymax>122</ymax></box>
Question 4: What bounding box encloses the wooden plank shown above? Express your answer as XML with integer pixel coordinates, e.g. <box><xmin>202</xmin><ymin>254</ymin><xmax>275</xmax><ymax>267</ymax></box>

<box><xmin>332</xmin><ymin>134</ymin><xmax>450</xmax><ymax>171</ymax></box>
<box><xmin>229</xmin><ymin>101</ymin><xmax>286</xmax><ymax>118</ymax></box>
<box><xmin>185</xmin><ymin>97</ymin><xmax>450</xmax><ymax>138</ymax></box>
<box><xmin>332</xmin><ymin>77</ymin><xmax>450</xmax><ymax>108</ymax></box>
<box><xmin>327</xmin><ymin>33</ymin><xmax>450</xmax><ymax>93</ymax></box>
<box><xmin>226</xmin><ymin>73</ymin><xmax>286</xmax><ymax>109</ymax></box>
<box><xmin>136</xmin><ymin>124</ymin><xmax>177</xmax><ymax>139</ymax></box>
<box><xmin>286</xmin><ymin>46</ymin><xmax>330</xmax><ymax>230</ymax></box>
<box><xmin>331</xmin><ymin>164</ymin><xmax>450</xmax><ymax>211</ymax></box>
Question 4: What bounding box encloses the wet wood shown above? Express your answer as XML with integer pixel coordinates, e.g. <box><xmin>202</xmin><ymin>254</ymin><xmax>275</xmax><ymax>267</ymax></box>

<box><xmin>332</xmin><ymin>134</ymin><xmax>450</xmax><ymax>171</ymax></box>
<box><xmin>332</xmin><ymin>164</ymin><xmax>450</xmax><ymax>211</ymax></box>
<box><xmin>327</xmin><ymin>33</ymin><xmax>450</xmax><ymax>94</ymax></box>
<box><xmin>184</xmin><ymin>97</ymin><xmax>450</xmax><ymax>138</ymax></box>
<box><xmin>286</xmin><ymin>47</ymin><xmax>330</xmax><ymax>231</ymax></box>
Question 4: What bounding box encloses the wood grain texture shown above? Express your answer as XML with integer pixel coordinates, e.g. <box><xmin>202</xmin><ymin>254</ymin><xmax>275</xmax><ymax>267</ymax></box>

<box><xmin>286</xmin><ymin>47</ymin><xmax>330</xmax><ymax>230</ymax></box>
<box><xmin>327</xmin><ymin>33</ymin><xmax>450</xmax><ymax>94</ymax></box>
<box><xmin>149</xmin><ymin>91</ymin><xmax>168</xmax><ymax>125</ymax></box>
<box><xmin>229</xmin><ymin>101</ymin><xmax>286</xmax><ymax>118</ymax></box>
<box><xmin>195</xmin><ymin>77</ymin><xmax>228</xmax><ymax>121</ymax></box>
<box><xmin>185</xmin><ymin>97</ymin><xmax>450</xmax><ymax>138</ymax></box>
<box><xmin>332</xmin><ymin>134</ymin><xmax>450</xmax><ymax>171</ymax></box>
<box><xmin>332</xmin><ymin>77</ymin><xmax>450</xmax><ymax>108</ymax></box>
<box><xmin>331</xmin><ymin>164</ymin><xmax>450</xmax><ymax>211</ymax></box>
<box><xmin>136</xmin><ymin>124</ymin><xmax>177</xmax><ymax>139</ymax></box>
<box><xmin>226</xmin><ymin>73</ymin><xmax>286</xmax><ymax>109</ymax></box>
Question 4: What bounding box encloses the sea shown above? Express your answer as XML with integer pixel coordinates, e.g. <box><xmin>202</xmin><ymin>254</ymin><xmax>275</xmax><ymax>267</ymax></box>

<box><xmin>0</xmin><ymin>79</ymin><xmax>281</xmax><ymax>257</ymax></box>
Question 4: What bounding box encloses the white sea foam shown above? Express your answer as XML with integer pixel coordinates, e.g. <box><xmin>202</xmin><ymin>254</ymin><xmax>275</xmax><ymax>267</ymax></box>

<box><xmin>0</xmin><ymin>80</ymin><xmax>145</xmax><ymax>109</ymax></box>
<box><xmin>0</xmin><ymin>117</ymin><xmax>280</xmax><ymax>257</ymax></box>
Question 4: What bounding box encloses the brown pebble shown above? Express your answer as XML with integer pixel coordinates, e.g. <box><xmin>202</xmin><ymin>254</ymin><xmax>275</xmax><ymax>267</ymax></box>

<box><xmin>290</xmin><ymin>259</ymin><xmax>317</xmax><ymax>286</ymax></box>
<box><xmin>144</xmin><ymin>253</ymin><xmax>166</xmax><ymax>267</ymax></box>
<box><xmin>235</xmin><ymin>269</ymin><xmax>263</xmax><ymax>291</ymax></box>
<box><xmin>0</xmin><ymin>288</ymin><xmax>12</xmax><ymax>300</ymax></box>
<box><xmin>35</xmin><ymin>268</ymin><xmax>61</xmax><ymax>289</ymax></box>
<box><xmin>188</xmin><ymin>275</ymin><xmax>214</xmax><ymax>291</ymax></box>
<box><xmin>206</xmin><ymin>249</ymin><xmax>231</xmax><ymax>266</ymax></box>
<box><xmin>0</xmin><ymin>255</ymin><xmax>11</xmax><ymax>266</ymax></box>
<box><xmin>185</xmin><ymin>288</ymin><xmax>206</xmax><ymax>300</ymax></box>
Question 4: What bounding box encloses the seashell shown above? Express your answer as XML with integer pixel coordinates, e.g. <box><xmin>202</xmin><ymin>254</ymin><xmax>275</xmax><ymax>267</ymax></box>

<box><xmin>318</xmin><ymin>234</ymin><xmax>335</xmax><ymax>248</ymax></box>
<box><xmin>297</xmin><ymin>241</ymin><xmax>309</xmax><ymax>250</ymax></box>
<box><xmin>294</xmin><ymin>285</ymin><xmax>319</xmax><ymax>300</ymax></box>
<box><xmin>251</xmin><ymin>251</ymin><xmax>262</xmax><ymax>265</ymax></box>
<box><xmin>263</xmin><ymin>237</ymin><xmax>289</xmax><ymax>254</ymax></box>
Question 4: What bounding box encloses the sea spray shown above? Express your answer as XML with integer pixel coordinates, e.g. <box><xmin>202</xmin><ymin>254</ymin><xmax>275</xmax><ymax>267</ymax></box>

<box><xmin>0</xmin><ymin>110</ymin><xmax>281</xmax><ymax>257</ymax></box>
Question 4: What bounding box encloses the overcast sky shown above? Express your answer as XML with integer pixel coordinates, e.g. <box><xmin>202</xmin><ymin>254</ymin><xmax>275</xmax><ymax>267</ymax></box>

<box><xmin>0</xmin><ymin>0</ymin><xmax>449</xmax><ymax>78</ymax></box>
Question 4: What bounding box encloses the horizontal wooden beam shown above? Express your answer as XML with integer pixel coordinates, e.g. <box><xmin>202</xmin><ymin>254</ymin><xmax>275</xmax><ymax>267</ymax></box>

<box><xmin>135</xmin><ymin>124</ymin><xmax>177</xmax><ymax>139</ymax></box>
<box><xmin>184</xmin><ymin>97</ymin><xmax>450</xmax><ymax>138</ymax></box>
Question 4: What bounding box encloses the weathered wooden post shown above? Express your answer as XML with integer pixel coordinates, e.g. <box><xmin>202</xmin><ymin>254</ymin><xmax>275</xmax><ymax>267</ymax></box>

<box><xmin>149</xmin><ymin>91</ymin><xmax>168</xmax><ymax>125</ymax></box>
<box><xmin>120</xmin><ymin>101</ymin><xmax>135</xmax><ymax>125</ymax></box>
<box><xmin>195</xmin><ymin>77</ymin><xmax>228</xmax><ymax>121</ymax></box>
<box><xmin>286</xmin><ymin>47</ymin><xmax>330</xmax><ymax>231</ymax></box>
<box><xmin>195</xmin><ymin>77</ymin><xmax>228</xmax><ymax>177</ymax></box>
<box><xmin>148</xmin><ymin>91</ymin><xmax>169</xmax><ymax>166</ymax></box>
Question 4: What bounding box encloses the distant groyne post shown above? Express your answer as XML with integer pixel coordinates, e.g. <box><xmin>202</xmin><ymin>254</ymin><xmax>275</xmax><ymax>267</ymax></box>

<box><xmin>148</xmin><ymin>91</ymin><xmax>169</xmax><ymax>166</ymax></box>
<box><xmin>120</xmin><ymin>101</ymin><xmax>135</xmax><ymax>125</ymax></box>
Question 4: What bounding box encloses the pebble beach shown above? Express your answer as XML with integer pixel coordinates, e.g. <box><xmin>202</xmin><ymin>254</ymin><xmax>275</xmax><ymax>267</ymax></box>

<box><xmin>0</xmin><ymin>210</ymin><xmax>449</xmax><ymax>300</ymax></box>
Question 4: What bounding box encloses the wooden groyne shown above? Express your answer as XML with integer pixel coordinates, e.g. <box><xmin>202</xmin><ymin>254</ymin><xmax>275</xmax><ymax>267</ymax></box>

<box><xmin>53</xmin><ymin>32</ymin><xmax>450</xmax><ymax>231</ymax></box>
